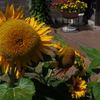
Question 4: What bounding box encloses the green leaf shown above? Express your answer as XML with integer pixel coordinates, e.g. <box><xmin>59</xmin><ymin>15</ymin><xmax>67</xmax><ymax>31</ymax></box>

<box><xmin>91</xmin><ymin>68</ymin><xmax>100</xmax><ymax>75</ymax></box>
<box><xmin>89</xmin><ymin>56</ymin><xmax>100</xmax><ymax>69</ymax></box>
<box><xmin>0</xmin><ymin>78</ymin><xmax>35</xmax><ymax>100</ymax></box>
<box><xmin>80</xmin><ymin>46</ymin><xmax>100</xmax><ymax>59</ymax></box>
<box><xmin>53</xmin><ymin>32</ymin><xmax>68</xmax><ymax>47</ymax></box>
<box><xmin>0</xmin><ymin>83</ymin><xmax>9</xmax><ymax>100</ymax></box>
<box><xmin>50</xmin><ymin>80</ymin><xmax>64</xmax><ymax>87</ymax></box>
<box><xmin>86</xmin><ymin>67</ymin><xmax>98</xmax><ymax>75</ymax></box>
<box><xmin>43</xmin><ymin>62</ymin><xmax>50</xmax><ymax>68</ymax></box>
<box><xmin>86</xmin><ymin>81</ymin><xmax>96</xmax><ymax>88</ymax></box>
<box><xmin>93</xmin><ymin>82</ymin><xmax>100</xmax><ymax>100</ymax></box>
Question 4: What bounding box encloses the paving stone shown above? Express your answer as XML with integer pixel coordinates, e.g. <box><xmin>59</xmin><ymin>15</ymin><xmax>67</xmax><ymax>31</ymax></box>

<box><xmin>50</xmin><ymin>24</ymin><xmax>100</xmax><ymax>81</ymax></box>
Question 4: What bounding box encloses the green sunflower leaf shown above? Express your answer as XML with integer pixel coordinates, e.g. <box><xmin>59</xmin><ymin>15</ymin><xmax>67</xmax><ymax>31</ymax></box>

<box><xmin>93</xmin><ymin>82</ymin><xmax>100</xmax><ymax>100</ymax></box>
<box><xmin>86</xmin><ymin>81</ymin><xmax>96</xmax><ymax>88</ymax></box>
<box><xmin>43</xmin><ymin>62</ymin><xmax>50</xmax><ymax>68</ymax></box>
<box><xmin>88</xmin><ymin>56</ymin><xmax>100</xmax><ymax>69</ymax></box>
<box><xmin>0</xmin><ymin>83</ymin><xmax>9</xmax><ymax>100</ymax></box>
<box><xmin>80</xmin><ymin>46</ymin><xmax>100</xmax><ymax>59</ymax></box>
<box><xmin>53</xmin><ymin>31</ymin><xmax>68</xmax><ymax>47</ymax></box>
<box><xmin>0</xmin><ymin>78</ymin><xmax>35</xmax><ymax>100</ymax></box>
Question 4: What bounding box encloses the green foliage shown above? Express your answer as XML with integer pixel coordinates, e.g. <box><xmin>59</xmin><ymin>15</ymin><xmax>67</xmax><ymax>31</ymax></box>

<box><xmin>1</xmin><ymin>29</ymin><xmax>100</xmax><ymax>100</ymax></box>
<box><xmin>87</xmin><ymin>81</ymin><xmax>96</xmax><ymax>88</ymax></box>
<box><xmin>0</xmin><ymin>83</ymin><xmax>9</xmax><ymax>100</ymax></box>
<box><xmin>93</xmin><ymin>82</ymin><xmax>100</xmax><ymax>100</ymax></box>
<box><xmin>89</xmin><ymin>56</ymin><xmax>100</xmax><ymax>69</ymax></box>
<box><xmin>80</xmin><ymin>46</ymin><xmax>100</xmax><ymax>59</ymax></box>
<box><xmin>28</xmin><ymin>0</ymin><xmax>53</xmax><ymax>25</ymax></box>
<box><xmin>80</xmin><ymin>46</ymin><xmax>100</xmax><ymax>70</ymax></box>
<box><xmin>80</xmin><ymin>46</ymin><xmax>100</xmax><ymax>100</ymax></box>
<box><xmin>0</xmin><ymin>78</ymin><xmax>35</xmax><ymax>100</ymax></box>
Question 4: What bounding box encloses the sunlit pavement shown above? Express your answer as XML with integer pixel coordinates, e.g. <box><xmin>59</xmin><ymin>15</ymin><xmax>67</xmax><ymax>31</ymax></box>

<box><xmin>49</xmin><ymin>23</ymin><xmax>100</xmax><ymax>82</ymax></box>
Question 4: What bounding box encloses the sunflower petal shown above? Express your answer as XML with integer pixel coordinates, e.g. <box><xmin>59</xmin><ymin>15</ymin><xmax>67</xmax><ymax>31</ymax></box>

<box><xmin>33</xmin><ymin>20</ymin><xmax>37</xmax><ymax>28</ymax></box>
<box><xmin>18</xmin><ymin>9</ymin><xmax>24</xmax><ymax>19</ymax></box>
<box><xmin>25</xmin><ymin>17</ymin><xmax>31</xmax><ymax>23</ymax></box>
<box><xmin>38</xmin><ymin>46</ymin><xmax>48</xmax><ymax>54</ymax></box>
<box><xmin>14</xmin><ymin>6</ymin><xmax>21</xmax><ymax>17</ymax></box>
<box><xmin>5</xmin><ymin>63</ymin><xmax>11</xmax><ymax>74</ymax></box>
<box><xmin>14</xmin><ymin>6</ymin><xmax>24</xmax><ymax>19</ymax></box>
<box><xmin>35</xmin><ymin>50</ymin><xmax>44</xmax><ymax>61</ymax></box>
<box><xmin>10</xmin><ymin>4</ymin><xmax>15</xmax><ymax>18</ymax></box>
<box><xmin>21</xmin><ymin>60</ymin><xmax>27</xmax><ymax>67</ymax></box>
<box><xmin>41</xmin><ymin>36</ymin><xmax>54</xmax><ymax>41</ymax></box>
<box><xmin>6</xmin><ymin>4</ymin><xmax>15</xmax><ymax>19</ymax></box>
<box><xmin>26</xmin><ymin>58</ymin><xmax>32</xmax><ymax>66</ymax></box>
<box><xmin>41</xmin><ymin>41</ymin><xmax>53</xmax><ymax>46</ymax></box>
<box><xmin>31</xmin><ymin>56</ymin><xmax>38</xmax><ymax>63</ymax></box>
<box><xmin>5</xmin><ymin>4</ymin><xmax>10</xmax><ymax>18</ymax></box>
<box><xmin>37</xmin><ymin>27</ymin><xmax>50</xmax><ymax>35</ymax></box>
<box><xmin>16</xmin><ymin>61</ymin><xmax>21</xmax><ymax>71</ymax></box>
<box><xmin>35</xmin><ymin>22</ymin><xmax>45</xmax><ymax>31</ymax></box>
<box><xmin>0</xmin><ymin>18</ymin><xmax>3</xmax><ymax>25</ymax></box>
<box><xmin>0</xmin><ymin>11</ymin><xmax>6</xmax><ymax>22</ymax></box>
<box><xmin>30</xmin><ymin>17</ymin><xmax>35</xmax><ymax>27</ymax></box>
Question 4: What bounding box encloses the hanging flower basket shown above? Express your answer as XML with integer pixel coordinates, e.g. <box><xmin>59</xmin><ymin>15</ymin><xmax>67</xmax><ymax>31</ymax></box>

<box><xmin>61</xmin><ymin>11</ymin><xmax>80</xmax><ymax>18</ymax></box>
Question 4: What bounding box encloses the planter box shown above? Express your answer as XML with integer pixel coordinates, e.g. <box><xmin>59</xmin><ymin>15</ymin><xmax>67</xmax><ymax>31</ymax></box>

<box><xmin>61</xmin><ymin>11</ymin><xmax>80</xmax><ymax>18</ymax></box>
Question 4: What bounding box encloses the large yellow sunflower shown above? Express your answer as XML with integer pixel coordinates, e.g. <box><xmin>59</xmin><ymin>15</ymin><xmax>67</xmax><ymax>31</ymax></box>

<box><xmin>0</xmin><ymin>4</ymin><xmax>55</xmax><ymax>78</ymax></box>
<box><xmin>69</xmin><ymin>76</ymin><xmax>87</xmax><ymax>99</ymax></box>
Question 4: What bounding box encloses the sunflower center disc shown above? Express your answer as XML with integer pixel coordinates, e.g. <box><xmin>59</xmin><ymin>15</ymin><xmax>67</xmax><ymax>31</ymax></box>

<box><xmin>0</xmin><ymin>19</ymin><xmax>39</xmax><ymax>60</ymax></box>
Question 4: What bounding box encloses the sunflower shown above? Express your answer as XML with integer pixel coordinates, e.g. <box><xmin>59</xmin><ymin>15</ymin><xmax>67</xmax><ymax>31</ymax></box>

<box><xmin>74</xmin><ymin>50</ymin><xmax>86</xmax><ymax>76</ymax></box>
<box><xmin>52</xmin><ymin>41</ymin><xmax>75</xmax><ymax>74</ymax></box>
<box><xmin>69</xmin><ymin>76</ymin><xmax>87</xmax><ymax>99</ymax></box>
<box><xmin>0</xmin><ymin>4</ymin><xmax>55</xmax><ymax>78</ymax></box>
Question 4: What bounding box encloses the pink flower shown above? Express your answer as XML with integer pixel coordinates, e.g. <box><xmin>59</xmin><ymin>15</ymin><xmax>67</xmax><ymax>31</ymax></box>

<box><xmin>65</xmin><ymin>79</ymin><xmax>69</xmax><ymax>81</ymax></box>
<box><xmin>84</xmin><ymin>90</ymin><xmax>87</xmax><ymax>92</ymax></box>
<box><xmin>32</xmin><ymin>76</ymin><xmax>36</xmax><ymax>78</ymax></box>
<box><xmin>60</xmin><ymin>75</ymin><xmax>64</xmax><ymax>78</ymax></box>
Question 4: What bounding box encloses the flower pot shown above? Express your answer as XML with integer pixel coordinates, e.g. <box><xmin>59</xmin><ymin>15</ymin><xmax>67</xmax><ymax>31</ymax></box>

<box><xmin>61</xmin><ymin>11</ymin><xmax>80</xmax><ymax>18</ymax></box>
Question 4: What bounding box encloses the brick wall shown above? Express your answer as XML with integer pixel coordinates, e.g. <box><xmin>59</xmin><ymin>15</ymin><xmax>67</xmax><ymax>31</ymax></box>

<box><xmin>0</xmin><ymin>0</ymin><xmax>30</xmax><ymax>18</ymax></box>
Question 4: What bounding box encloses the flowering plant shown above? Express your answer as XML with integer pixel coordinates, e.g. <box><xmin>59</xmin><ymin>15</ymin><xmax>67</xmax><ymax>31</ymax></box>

<box><xmin>0</xmin><ymin>4</ymin><xmax>100</xmax><ymax>100</ymax></box>
<box><xmin>52</xmin><ymin>0</ymin><xmax>87</xmax><ymax>13</ymax></box>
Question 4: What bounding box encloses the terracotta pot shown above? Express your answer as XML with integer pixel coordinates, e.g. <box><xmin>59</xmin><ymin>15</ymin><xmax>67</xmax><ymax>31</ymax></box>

<box><xmin>61</xmin><ymin>11</ymin><xmax>80</xmax><ymax>18</ymax></box>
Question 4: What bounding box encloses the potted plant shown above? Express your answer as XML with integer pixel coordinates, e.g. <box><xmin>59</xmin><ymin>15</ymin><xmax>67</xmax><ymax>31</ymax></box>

<box><xmin>52</xmin><ymin>0</ymin><xmax>87</xmax><ymax>18</ymax></box>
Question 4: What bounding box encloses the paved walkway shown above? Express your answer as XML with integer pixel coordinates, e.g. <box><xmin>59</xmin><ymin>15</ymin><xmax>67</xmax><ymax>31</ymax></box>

<box><xmin>51</xmin><ymin>23</ymin><xmax>100</xmax><ymax>58</ymax></box>
<box><xmin>50</xmin><ymin>23</ymin><xmax>100</xmax><ymax>81</ymax></box>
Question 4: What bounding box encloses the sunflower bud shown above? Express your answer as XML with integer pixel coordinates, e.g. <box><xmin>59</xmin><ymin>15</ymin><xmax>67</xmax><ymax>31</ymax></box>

<box><xmin>56</xmin><ymin>46</ymin><xmax>75</xmax><ymax>69</ymax></box>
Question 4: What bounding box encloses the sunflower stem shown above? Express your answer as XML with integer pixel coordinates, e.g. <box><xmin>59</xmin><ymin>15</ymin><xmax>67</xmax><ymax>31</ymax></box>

<box><xmin>46</xmin><ymin>69</ymin><xmax>55</xmax><ymax>85</ymax></box>
<box><xmin>9</xmin><ymin>64</ymin><xmax>16</xmax><ymax>87</ymax></box>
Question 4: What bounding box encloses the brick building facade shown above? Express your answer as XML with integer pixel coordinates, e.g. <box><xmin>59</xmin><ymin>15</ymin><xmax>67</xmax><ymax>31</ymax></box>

<box><xmin>0</xmin><ymin>0</ymin><xmax>30</xmax><ymax>18</ymax></box>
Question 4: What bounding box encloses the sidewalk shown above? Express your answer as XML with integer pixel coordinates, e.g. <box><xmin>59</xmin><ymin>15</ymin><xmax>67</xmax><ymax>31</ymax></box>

<box><xmin>50</xmin><ymin>23</ymin><xmax>100</xmax><ymax>81</ymax></box>
<box><xmin>51</xmin><ymin>23</ymin><xmax>100</xmax><ymax>58</ymax></box>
